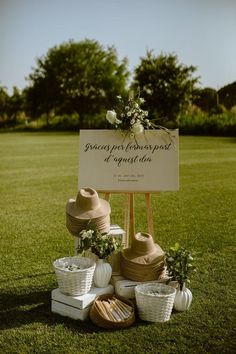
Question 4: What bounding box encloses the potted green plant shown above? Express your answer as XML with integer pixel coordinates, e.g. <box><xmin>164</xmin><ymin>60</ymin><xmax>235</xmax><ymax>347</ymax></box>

<box><xmin>165</xmin><ymin>243</ymin><xmax>196</xmax><ymax>311</ymax></box>
<box><xmin>77</xmin><ymin>228</ymin><xmax>123</xmax><ymax>288</ymax></box>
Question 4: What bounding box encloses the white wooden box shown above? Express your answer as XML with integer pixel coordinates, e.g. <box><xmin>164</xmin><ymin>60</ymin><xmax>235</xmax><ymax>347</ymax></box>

<box><xmin>51</xmin><ymin>285</ymin><xmax>114</xmax><ymax>320</ymax></box>
<box><xmin>51</xmin><ymin>300</ymin><xmax>91</xmax><ymax>321</ymax></box>
<box><xmin>52</xmin><ymin>285</ymin><xmax>114</xmax><ymax>309</ymax></box>
<box><xmin>112</xmin><ymin>276</ymin><xmax>178</xmax><ymax>299</ymax></box>
<box><xmin>108</xmin><ymin>224</ymin><xmax>126</xmax><ymax>244</ymax></box>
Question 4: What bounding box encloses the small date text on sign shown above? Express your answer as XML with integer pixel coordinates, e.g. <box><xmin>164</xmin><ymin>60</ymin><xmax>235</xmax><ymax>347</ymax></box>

<box><xmin>79</xmin><ymin>129</ymin><xmax>179</xmax><ymax>192</ymax></box>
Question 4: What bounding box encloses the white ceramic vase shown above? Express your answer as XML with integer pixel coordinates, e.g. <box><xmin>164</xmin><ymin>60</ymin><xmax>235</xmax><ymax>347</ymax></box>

<box><xmin>174</xmin><ymin>283</ymin><xmax>192</xmax><ymax>311</ymax></box>
<box><xmin>93</xmin><ymin>259</ymin><xmax>112</xmax><ymax>288</ymax></box>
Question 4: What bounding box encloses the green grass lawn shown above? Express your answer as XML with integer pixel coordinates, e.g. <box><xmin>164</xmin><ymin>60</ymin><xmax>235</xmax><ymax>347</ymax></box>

<box><xmin>0</xmin><ymin>132</ymin><xmax>235</xmax><ymax>354</ymax></box>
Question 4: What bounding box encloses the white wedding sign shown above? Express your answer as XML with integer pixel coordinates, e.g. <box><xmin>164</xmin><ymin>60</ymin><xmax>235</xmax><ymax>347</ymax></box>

<box><xmin>78</xmin><ymin>129</ymin><xmax>179</xmax><ymax>192</ymax></box>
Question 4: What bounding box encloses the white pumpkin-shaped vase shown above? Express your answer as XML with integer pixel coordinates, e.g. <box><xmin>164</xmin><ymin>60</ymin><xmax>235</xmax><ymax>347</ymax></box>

<box><xmin>93</xmin><ymin>259</ymin><xmax>112</xmax><ymax>288</ymax></box>
<box><xmin>174</xmin><ymin>284</ymin><xmax>192</xmax><ymax>311</ymax></box>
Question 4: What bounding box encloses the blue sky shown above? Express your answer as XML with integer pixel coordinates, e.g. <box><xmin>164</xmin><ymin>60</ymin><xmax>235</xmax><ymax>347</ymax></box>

<box><xmin>1</xmin><ymin>0</ymin><xmax>236</xmax><ymax>94</ymax></box>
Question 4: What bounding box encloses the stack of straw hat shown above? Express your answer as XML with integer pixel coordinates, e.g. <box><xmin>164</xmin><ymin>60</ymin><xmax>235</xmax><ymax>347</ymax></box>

<box><xmin>66</xmin><ymin>187</ymin><xmax>111</xmax><ymax>236</ymax></box>
<box><xmin>120</xmin><ymin>232</ymin><xmax>165</xmax><ymax>282</ymax></box>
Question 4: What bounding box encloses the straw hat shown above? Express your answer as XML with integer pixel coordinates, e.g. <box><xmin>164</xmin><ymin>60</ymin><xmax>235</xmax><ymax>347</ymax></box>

<box><xmin>122</xmin><ymin>232</ymin><xmax>164</xmax><ymax>265</ymax></box>
<box><xmin>66</xmin><ymin>187</ymin><xmax>110</xmax><ymax>220</ymax></box>
<box><xmin>120</xmin><ymin>232</ymin><xmax>165</xmax><ymax>281</ymax></box>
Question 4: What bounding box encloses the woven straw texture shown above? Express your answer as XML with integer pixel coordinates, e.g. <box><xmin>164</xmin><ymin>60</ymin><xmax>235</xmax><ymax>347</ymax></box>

<box><xmin>53</xmin><ymin>256</ymin><xmax>96</xmax><ymax>296</ymax></box>
<box><xmin>135</xmin><ymin>283</ymin><xmax>176</xmax><ymax>322</ymax></box>
<box><xmin>90</xmin><ymin>294</ymin><xmax>135</xmax><ymax>329</ymax></box>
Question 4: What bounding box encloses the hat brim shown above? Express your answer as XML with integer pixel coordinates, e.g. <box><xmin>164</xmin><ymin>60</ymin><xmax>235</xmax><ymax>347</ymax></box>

<box><xmin>122</xmin><ymin>244</ymin><xmax>164</xmax><ymax>265</ymax></box>
<box><xmin>120</xmin><ymin>259</ymin><xmax>165</xmax><ymax>282</ymax></box>
<box><xmin>66</xmin><ymin>212</ymin><xmax>110</xmax><ymax>236</ymax></box>
<box><xmin>66</xmin><ymin>198</ymin><xmax>110</xmax><ymax>219</ymax></box>
<box><xmin>121</xmin><ymin>268</ymin><xmax>165</xmax><ymax>282</ymax></box>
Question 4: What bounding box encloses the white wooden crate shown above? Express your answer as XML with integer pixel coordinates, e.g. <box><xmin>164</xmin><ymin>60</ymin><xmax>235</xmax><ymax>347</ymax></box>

<box><xmin>51</xmin><ymin>285</ymin><xmax>114</xmax><ymax>320</ymax></box>
<box><xmin>112</xmin><ymin>276</ymin><xmax>178</xmax><ymax>299</ymax></box>
<box><xmin>51</xmin><ymin>300</ymin><xmax>91</xmax><ymax>321</ymax></box>
<box><xmin>52</xmin><ymin>285</ymin><xmax>114</xmax><ymax>309</ymax></box>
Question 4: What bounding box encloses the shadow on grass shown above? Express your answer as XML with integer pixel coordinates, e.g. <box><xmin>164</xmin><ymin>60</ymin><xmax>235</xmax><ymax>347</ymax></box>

<box><xmin>0</xmin><ymin>288</ymin><xmax>150</xmax><ymax>334</ymax></box>
<box><xmin>0</xmin><ymin>288</ymin><xmax>97</xmax><ymax>333</ymax></box>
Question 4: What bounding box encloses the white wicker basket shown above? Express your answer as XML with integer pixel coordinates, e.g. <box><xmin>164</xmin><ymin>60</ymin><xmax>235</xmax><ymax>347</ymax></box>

<box><xmin>135</xmin><ymin>283</ymin><xmax>176</xmax><ymax>322</ymax></box>
<box><xmin>53</xmin><ymin>256</ymin><xmax>96</xmax><ymax>296</ymax></box>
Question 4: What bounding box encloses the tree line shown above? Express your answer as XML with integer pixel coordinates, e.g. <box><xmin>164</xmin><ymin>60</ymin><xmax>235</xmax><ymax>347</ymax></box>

<box><xmin>0</xmin><ymin>39</ymin><xmax>236</xmax><ymax>132</ymax></box>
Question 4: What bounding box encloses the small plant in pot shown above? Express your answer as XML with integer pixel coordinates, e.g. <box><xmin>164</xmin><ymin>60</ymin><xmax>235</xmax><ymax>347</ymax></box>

<box><xmin>165</xmin><ymin>243</ymin><xmax>196</xmax><ymax>312</ymax></box>
<box><xmin>77</xmin><ymin>228</ymin><xmax>123</xmax><ymax>288</ymax></box>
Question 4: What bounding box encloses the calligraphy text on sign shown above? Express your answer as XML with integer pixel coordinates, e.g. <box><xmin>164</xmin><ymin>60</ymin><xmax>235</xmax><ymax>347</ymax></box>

<box><xmin>79</xmin><ymin>130</ymin><xmax>179</xmax><ymax>192</ymax></box>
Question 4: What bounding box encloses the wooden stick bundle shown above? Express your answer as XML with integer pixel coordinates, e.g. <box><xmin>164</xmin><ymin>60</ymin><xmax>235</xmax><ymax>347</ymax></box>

<box><xmin>95</xmin><ymin>301</ymin><xmax>109</xmax><ymax>321</ymax></box>
<box><xmin>108</xmin><ymin>299</ymin><xmax>125</xmax><ymax>320</ymax></box>
<box><xmin>114</xmin><ymin>298</ymin><xmax>133</xmax><ymax>317</ymax></box>
<box><xmin>95</xmin><ymin>297</ymin><xmax>133</xmax><ymax>322</ymax></box>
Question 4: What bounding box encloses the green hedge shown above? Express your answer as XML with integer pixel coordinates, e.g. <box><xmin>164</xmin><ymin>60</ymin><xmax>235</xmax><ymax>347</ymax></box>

<box><xmin>177</xmin><ymin>111</ymin><xmax>236</xmax><ymax>136</ymax></box>
<box><xmin>1</xmin><ymin>110</ymin><xmax>236</xmax><ymax>136</ymax></box>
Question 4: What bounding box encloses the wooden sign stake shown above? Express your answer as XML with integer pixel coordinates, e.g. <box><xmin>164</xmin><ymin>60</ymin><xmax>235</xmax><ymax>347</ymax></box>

<box><xmin>102</xmin><ymin>191</ymin><xmax>155</xmax><ymax>248</ymax></box>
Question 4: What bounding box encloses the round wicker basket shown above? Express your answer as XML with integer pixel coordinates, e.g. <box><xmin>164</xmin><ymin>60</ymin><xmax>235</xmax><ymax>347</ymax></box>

<box><xmin>135</xmin><ymin>283</ymin><xmax>176</xmax><ymax>322</ymax></box>
<box><xmin>90</xmin><ymin>294</ymin><xmax>135</xmax><ymax>329</ymax></box>
<box><xmin>53</xmin><ymin>256</ymin><xmax>96</xmax><ymax>296</ymax></box>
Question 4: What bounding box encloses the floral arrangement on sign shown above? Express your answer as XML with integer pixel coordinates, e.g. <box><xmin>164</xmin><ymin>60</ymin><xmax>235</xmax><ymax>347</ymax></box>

<box><xmin>165</xmin><ymin>243</ymin><xmax>196</xmax><ymax>290</ymax></box>
<box><xmin>76</xmin><ymin>228</ymin><xmax>123</xmax><ymax>260</ymax></box>
<box><xmin>106</xmin><ymin>95</ymin><xmax>168</xmax><ymax>138</ymax></box>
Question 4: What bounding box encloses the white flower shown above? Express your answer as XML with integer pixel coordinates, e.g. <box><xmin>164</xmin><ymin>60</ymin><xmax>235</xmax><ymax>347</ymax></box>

<box><xmin>80</xmin><ymin>231</ymin><xmax>87</xmax><ymax>240</ymax></box>
<box><xmin>106</xmin><ymin>110</ymin><xmax>121</xmax><ymax>125</ymax></box>
<box><xmin>139</xmin><ymin>97</ymin><xmax>145</xmax><ymax>104</ymax></box>
<box><xmin>106</xmin><ymin>110</ymin><xmax>116</xmax><ymax>124</ymax></box>
<box><xmin>81</xmin><ymin>230</ymin><xmax>93</xmax><ymax>239</ymax></box>
<box><xmin>127</xmin><ymin>111</ymin><xmax>131</xmax><ymax>117</ymax></box>
<box><xmin>86</xmin><ymin>230</ymin><xmax>94</xmax><ymax>239</ymax></box>
<box><xmin>132</xmin><ymin>122</ymin><xmax>144</xmax><ymax>135</ymax></box>
<box><xmin>130</xmin><ymin>119</ymin><xmax>135</xmax><ymax>125</ymax></box>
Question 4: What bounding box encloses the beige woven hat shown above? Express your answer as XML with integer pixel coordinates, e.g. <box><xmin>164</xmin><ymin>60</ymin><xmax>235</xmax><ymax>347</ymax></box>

<box><xmin>66</xmin><ymin>187</ymin><xmax>110</xmax><ymax>220</ymax></box>
<box><xmin>122</xmin><ymin>232</ymin><xmax>164</xmax><ymax>265</ymax></box>
<box><xmin>120</xmin><ymin>232</ymin><xmax>165</xmax><ymax>281</ymax></box>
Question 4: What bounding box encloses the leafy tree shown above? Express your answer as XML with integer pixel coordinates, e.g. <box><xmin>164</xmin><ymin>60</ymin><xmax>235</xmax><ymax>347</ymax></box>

<box><xmin>218</xmin><ymin>81</ymin><xmax>236</xmax><ymax>109</ymax></box>
<box><xmin>132</xmin><ymin>52</ymin><xmax>199</xmax><ymax>122</ymax></box>
<box><xmin>193</xmin><ymin>87</ymin><xmax>217</xmax><ymax>113</ymax></box>
<box><xmin>26</xmin><ymin>39</ymin><xmax>129</xmax><ymax>127</ymax></box>
<box><xmin>7</xmin><ymin>87</ymin><xmax>25</xmax><ymax>124</ymax></box>
<box><xmin>0</xmin><ymin>86</ymin><xmax>9</xmax><ymax>127</ymax></box>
